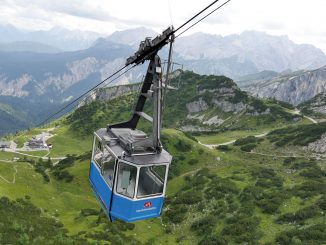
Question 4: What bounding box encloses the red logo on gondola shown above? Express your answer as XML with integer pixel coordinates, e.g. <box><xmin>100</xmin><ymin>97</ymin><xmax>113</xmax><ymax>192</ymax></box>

<box><xmin>144</xmin><ymin>202</ymin><xmax>152</xmax><ymax>208</ymax></box>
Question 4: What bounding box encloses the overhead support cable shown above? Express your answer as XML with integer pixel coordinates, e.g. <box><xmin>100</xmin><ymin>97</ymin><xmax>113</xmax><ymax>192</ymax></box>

<box><xmin>173</xmin><ymin>0</ymin><xmax>220</xmax><ymax>34</ymax></box>
<box><xmin>175</xmin><ymin>0</ymin><xmax>232</xmax><ymax>38</ymax></box>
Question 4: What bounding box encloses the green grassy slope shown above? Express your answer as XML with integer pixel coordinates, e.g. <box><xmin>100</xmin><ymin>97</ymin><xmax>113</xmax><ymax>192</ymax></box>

<box><xmin>163</xmin><ymin>71</ymin><xmax>300</xmax><ymax>132</ymax></box>
<box><xmin>0</xmin><ymin>71</ymin><xmax>325</xmax><ymax>244</ymax></box>
<box><xmin>2</xmin><ymin>124</ymin><xmax>325</xmax><ymax>244</ymax></box>
<box><xmin>67</xmin><ymin>71</ymin><xmax>303</xmax><ymax>137</ymax></box>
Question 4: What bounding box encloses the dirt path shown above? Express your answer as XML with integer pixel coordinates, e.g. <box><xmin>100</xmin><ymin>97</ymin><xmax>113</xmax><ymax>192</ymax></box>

<box><xmin>0</xmin><ymin>159</ymin><xmax>16</xmax><ymax>163</ymax></box>
<box><xmin>3</xmin><ymin>149</ymin><xmax>66</xmax><ymax>160</ymax></box>
<box><xmin>199</xmin><ymin>132</ymin><xmax>269</xmax><ymax>149</ymax></box>
<box><xmin>245</xmin><ymin>151</ymin><xmax>306</xmax><ymax>159</ymax></box>
<box><xmin>291</xmin><ymin>108</ymin><xmax>317</xmax><ymax>124</ymax></box>
<box><xmin>304</xmin><ymin>115</ymin><xmax>318</xmax><ymax>124</ymax></box>
<box><xmin>0</xmin><ymin>165</ymin><xmax>17</xmax><ymax>184</ymax></box>
<box><xmin>199</xmin><ymin>108</ymin><xmax>318</xmax><ymax>150</ymax></box>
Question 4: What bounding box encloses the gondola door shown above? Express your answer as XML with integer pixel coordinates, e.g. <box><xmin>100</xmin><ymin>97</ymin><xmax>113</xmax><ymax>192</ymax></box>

<box><xmin>89</xmin><ymin>134</ymin><xmax>117</xmax><ymax>220</ymax></box>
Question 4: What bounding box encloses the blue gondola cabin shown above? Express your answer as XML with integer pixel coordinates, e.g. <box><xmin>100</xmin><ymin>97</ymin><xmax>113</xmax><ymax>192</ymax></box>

<box><xmin>89</xmin><ymin>128</ymin><xmax>172</xmax><ymax>222</ymax></box>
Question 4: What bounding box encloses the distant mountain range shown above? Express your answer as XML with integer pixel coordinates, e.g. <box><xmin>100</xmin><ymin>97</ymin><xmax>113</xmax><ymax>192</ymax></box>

<box><xmin>174</xmin><ymin>31</ymin><xmax>326</xmax><ymax>78</ymax></box>
<box><xmin>0</xmin><ymin>24</ymin><xmax>102</xmax><ymax>51</ymax></box>
<box><xmin>1</xmin><ymin>26</ymin><xmax>326</xmax><ymax>135</ymax></box>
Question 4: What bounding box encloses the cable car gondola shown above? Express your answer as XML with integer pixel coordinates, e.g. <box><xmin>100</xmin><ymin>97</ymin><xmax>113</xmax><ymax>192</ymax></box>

<box><xmin>89</xmin><ymin>27</ymin><xmax>174</xmax><ymax>222</ymax></box>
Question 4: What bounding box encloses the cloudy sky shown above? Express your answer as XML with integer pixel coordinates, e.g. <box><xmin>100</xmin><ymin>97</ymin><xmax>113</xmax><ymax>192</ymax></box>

<box><xmin>1</xmin><ymin>0</ymin><xmax>326</xmax><ymax>52</ymax></box>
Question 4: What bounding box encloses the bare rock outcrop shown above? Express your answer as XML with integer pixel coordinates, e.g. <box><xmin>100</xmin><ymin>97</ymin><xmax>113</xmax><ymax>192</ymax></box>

<box><xmin>186</xmin><ymin>98</ymin><xmax>208</xmax><ymax>113</ymax></box>
<box><xmin>305</xmin><ymin>133</ymin><xmax>326</xmax><ymax>153</ymax></box>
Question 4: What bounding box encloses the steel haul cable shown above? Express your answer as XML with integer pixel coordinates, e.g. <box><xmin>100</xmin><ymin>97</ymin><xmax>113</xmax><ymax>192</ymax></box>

<box><xmin>37</xmin><ymin>64</ymin><xmax>136</xmax><ymax>126</ymax></box>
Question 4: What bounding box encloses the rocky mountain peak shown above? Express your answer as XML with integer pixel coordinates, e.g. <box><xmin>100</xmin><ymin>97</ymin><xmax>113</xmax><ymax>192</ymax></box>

<box><xmin>103</xmin><ymin>27</ymin><xmax>158</xmax><ymax>47</ymax></box>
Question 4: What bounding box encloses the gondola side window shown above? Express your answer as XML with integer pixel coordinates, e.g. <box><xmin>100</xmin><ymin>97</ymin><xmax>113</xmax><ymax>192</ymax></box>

<box><xmin>116</xmin><ymin>162</ymin><xmax>137</xmax><ymax>198</ymax></box>
<box><xmin>102</xmin><ymin>147</ymin><xmax>115</xmax><ymax>187</ymax></box>
<box><xmin>93</xmin><ymin>137</ymin><xmax>103</xmax><ymax>167</ymax></box>
<box><xmin>137</xmin><ymin>165</ymin><xmax>166</xmax><ymax>198</ymax></box>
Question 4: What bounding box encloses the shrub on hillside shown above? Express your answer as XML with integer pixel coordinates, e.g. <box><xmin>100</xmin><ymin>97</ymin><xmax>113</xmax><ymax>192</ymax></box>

<box><xmin>234</xmin><ymin>136</ymin><xmax>257</xmax><ymax>146</ymax></box>
<box><xmin>0</xmin><ymin>197</ymin><xmax>85</xmax><ymax>244</ymax></box>
<box><xmin>198</xmin><ymin>235</ymin><xmax>227</xmax><ymax>245</ymax></box>
<box><xmin>79</xmin><ymin>208</ymin><xmax>99</xmax><ymax>217</ymax></box>
<box><xmin>162</xmin><ymin>204</ymin><xmax>188</xmax><ymax>224</ymax></box>
<box><xmin>276</xmin><ymin>224</ymin><xmax>326</xmax><ymax>244</ymax></box>
<box><xmin>174</xmin><ymin>191</ymin><xmax>202</xmax><ymax>205</ymax></box>
<box><xmin>268</xmin><ymin>122</ymin><xmax>326</xmax><ymax>146</ymax></box>
<box><xmin>190</xmin><ymin>216</ymin><xmax>217</xmax><ymax>235</ymax></box>
<box><xmin>240</xmin><ymin>186</ymin><xmax>264</xmax><ymax>203</ymax></box>
<box><xmin>53</xmin><ymin>155</ymin><xmax>75</xmax><ymax>170</ymax></box>
<box><xmin>283</xmin><ymin>157</ymin><xmax>296</xmax><ymax>166</ymax></box>
<box><xmin>183</xmin><ymin>132</ymin><xmax>198</xmax><ymax>142</ymax></box>
<box><xmin>256</xmin><ymin>192</ymin><xmax>288</xmax><ymax>214</ymax></box>
<box><xmin>205</xmin><ymin>177</ymin><xmax>239</xmax><ymax>199</ymax></box>
<box><xmin>291</xmin><ymin>161</ymin><xmax>317</xmax><ymax>170</ymax></box>
<box><xmin>216</xmin><ymin>145</ymin><xmax>230</xmax><ymax>151</ymax></box>
<box><xmin>316</xmin><ymin>195</ymin><xmax>326</xmax><ymax>211</ymax></box>
<box><xmin>254</xmin><ymin>169</ymin><xmax>283</xmax><ymax>188</ymax></box>
<box><xmin>174</xmin><ymin>139</ymin><xmax>192</xmax><ymax>152</ymax></box>
<box><xmin>292</xmin><ymin>181</ymin><xmax>326</xmax><ymax>198</ymax></box>
<box><xmin>188</xmin><ymin>158</ymin><xmax>198</xmax><ymax>165</ymax></box>
<box><xmin>276</xmin><ymin>206</ymin><xmax>320</xmax><ymax>224</ymax></box>
<box><xmin>300</xmin><ymin>166</ymin><xmax>326</xmax><ymax>179</ymax></box>
<box><xmin>240</xmin><ymin>143</ymin><xmax>257</xmax><ymax>152</ymax></box>
<box><xmin>222</xmin><ymin>214</ymin><xmax>261</xmax><ymax>243</ymax></box>
<box><xmin>52</xmin><ymin>170</ymin><xmax>74</xmax><ymax>182</ymax></box>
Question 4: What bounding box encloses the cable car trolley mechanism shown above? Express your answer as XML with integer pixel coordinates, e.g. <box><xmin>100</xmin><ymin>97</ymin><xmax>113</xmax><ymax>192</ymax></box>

<box><xmin>89</xmin><ymin>26</ymin><xmax>175</xmax><ymax>222</ymax></box>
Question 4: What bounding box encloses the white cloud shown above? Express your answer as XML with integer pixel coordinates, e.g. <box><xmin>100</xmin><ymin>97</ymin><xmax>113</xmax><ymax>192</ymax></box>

<box><xmin>0</xmin><ymin>0</ymin><xmax>325</xmax><ymax>52</ymax></box>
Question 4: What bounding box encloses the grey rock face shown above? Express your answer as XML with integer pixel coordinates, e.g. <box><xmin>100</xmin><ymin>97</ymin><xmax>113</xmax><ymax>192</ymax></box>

<box><xmin>79</xmin><ymin>83</ymin><xmax>140</xmax><ymax>106</ymax></box>
<box><xmin>212</xmin><ymin>99</ymin><xmax>247</xmax><ymax>112</ymax></box>
<box><xmin>244</xmin><ymin>66</ymin><xmax>326</xmax><ymax>105</ymax></box>
<box><xmin>180</xmin><ymin>125</ymin><xmax>209</xmax><ymax>132</ymax></box>
<box><xmin>0</xmin><ymin>57</ymin><xmax>101</xmax><ymax>97</ymax></box>
<box><xmin>313</xmin><ymin>106</ymin><xmax>326</xmax><ymax>114</ymax></box>
<box><xmin>38</xmin><ymin>57</ymin><xmax>100</xmax><ymax>94</ymax></box>
<box><xmin>186</xmin><ymin>98</ymin><xmax>208</xmax><ymax>113</ymax></box>
<box><xmin>305</xmin><ymin>133</ymin><xmax>326</xmax><ymax>153</ymax></box>
<box><xmin>300</xmin><ymin>93</ymin><xmax>326</xmax><ymax>115</ymax></box>
<box><xmin>246</xmin><ymin>108</ymin><xmax>271</xmax><ymax>116</ymax></box>
<box><xmin>199</xmin><ymin>87</ymin><xmax>235</xmax><ymax>95</ymax></box>
<box><xmin>203</xmin><ymin>116</ymin><xmax>224</xmax><ymax>125</ymax></box>
<box><xmin>0</xmin><ymin>74</ymin><xmax>31</xmax><ymax>97</ymax></box>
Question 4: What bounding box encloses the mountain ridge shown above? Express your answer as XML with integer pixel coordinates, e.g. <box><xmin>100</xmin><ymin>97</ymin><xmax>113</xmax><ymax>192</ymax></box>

<box><xmin>174</xmin><ymin>30</ymin><xmax>326</xmax><ymax>78</ymax></box>
<box><xmin>69</xmin><ymin>71</ymin><xmax>301</xmax><ymax>137</ymax></box>
<box><xmin>243</xmin><ymin>65</ymin><xmax>326</xmax><ymax>105</ymax></box>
